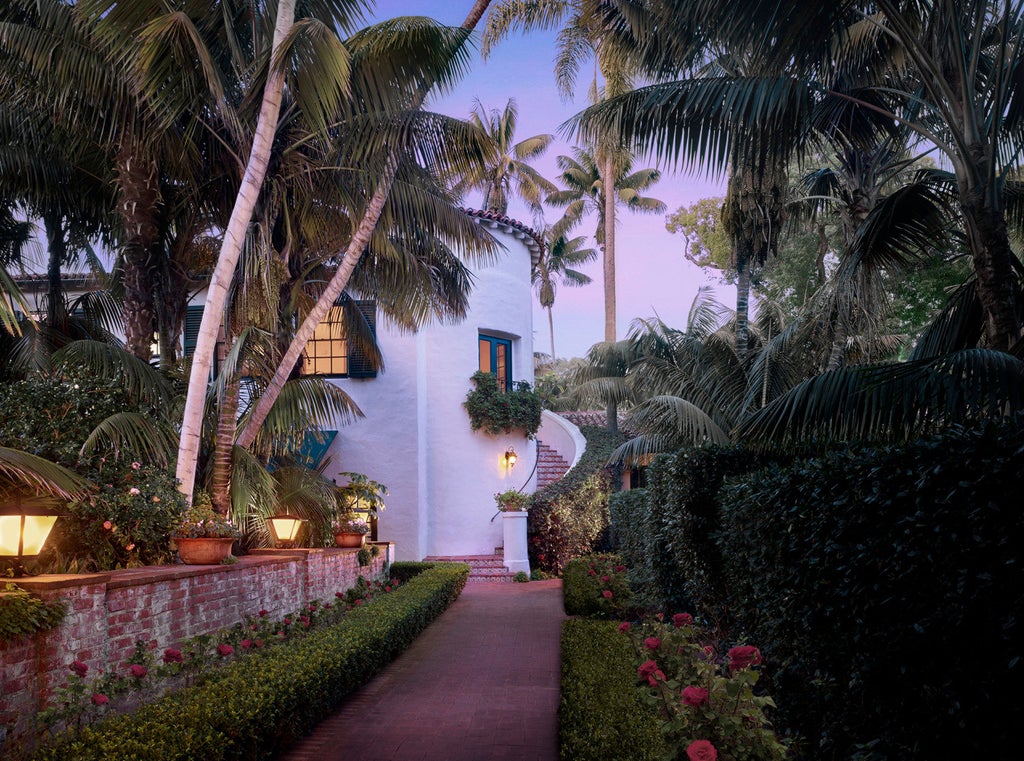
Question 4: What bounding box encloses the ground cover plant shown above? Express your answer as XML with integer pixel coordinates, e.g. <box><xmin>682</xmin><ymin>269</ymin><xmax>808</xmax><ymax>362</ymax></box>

<box><xmin>30</xmin><ymin>563</ymin><xmax>468</xmax><ymax>761</ymax></box>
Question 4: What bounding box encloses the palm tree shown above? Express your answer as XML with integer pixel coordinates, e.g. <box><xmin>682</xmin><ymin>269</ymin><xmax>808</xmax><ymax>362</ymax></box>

<box><xmin>454</xmin><ymin>98</ymin><xmax>556</xmax><ymax>215</ymax></box>
<box><xmin>546</xmin><ymin>146</ymin><xmax>666</xmax><ymax>341</ymax></box>
<box><xmin>533</xmin><ymin>229</ymin><xmax>596</xmax><ymax>361</ymax></box>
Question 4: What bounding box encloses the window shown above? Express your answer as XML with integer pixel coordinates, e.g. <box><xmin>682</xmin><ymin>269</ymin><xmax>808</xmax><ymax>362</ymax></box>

<box><xmin>183</xmin><ymin>305</ymin><xmax>203</xmax><ymax>357</ymax></box>
<box><xmin>479</xmin><ymin>333</ymin><xmax>512</xmax><ymax>392</ymax></box>
<box><xmin>300</xmin><ymin>299</ymin><xmax>377</xmax><ymax>378</ymax></box>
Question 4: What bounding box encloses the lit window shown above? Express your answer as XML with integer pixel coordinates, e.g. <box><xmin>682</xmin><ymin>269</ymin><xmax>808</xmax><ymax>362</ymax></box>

<box><xmin>300</xmin><ymin>300</ymin><xmax>377</xmax><ymax>378</ymax></box>
<box><xmin>479</xmin><ymin>333</ymin><xmax>512</xmax><ymax>392</ymax></box>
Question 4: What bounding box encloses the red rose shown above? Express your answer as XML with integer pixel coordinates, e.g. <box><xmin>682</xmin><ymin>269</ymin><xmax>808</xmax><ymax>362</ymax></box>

<box><xmin>258</xmin><ymin>609</ymin><xmax>269</xmax><ymax>617</ymax></box>
<box><xmin>217</xmin><ymin>643</ymin><xmax>234</xmax><ymax>657</ymax></box>
<box><xmin>618</xmin><ymin>622</ymin><xmax>631</xmax><ymax>633</ymax></box>
<box><xmin>638</xmin><ymin>660</ymin><xmax>661</xmax><ymax>680</ymax></box>
<box><xmin>70</xmin><ymin>660</ymin><xmax>88</xmax><ymax>678</ymax></box>
<box><xmin>644</xmin><ymin>637</ymin><xmax>661</xmax><ymax>650</ymax></box>
<box><xmin>162</xmin><ymin>648</ymin><xmax>183</xmax><ymax>664</ymax></box>
<box><xmin>588</xmin><ymin>569</ymin><xmax>597</xmax><ymax>576</ymax></box>
<box><xmin>681</xmin><ymin>686</ymin><xmax>709</xmax><ymax>706</ymax></box>
<box><xmin>615</xmin><ymin>564</ymin><xmax>626</xmax><ymax>572</ymax></box>
<box><xmin>355</xmin><ymin>598</ymin><xmax>364</xmax><ymax>606</ymax></box>
<box><xmin>673</xmin><ymin>613</ymin><xmax>694</xmax><ymax>628</ymax></box>
<box><xmin>686</xmin><ymin>739</ymin><xmax>718</xmax><ymax>761</ymax></box>
<box><xmin>647</xmin><ymin>669</ymin><xmax>666</xmax><ymax>686</ymax></box>
<box><xmin>728</xmin><ymin>645</ymin><xmax>762</xmax><ymax>671</ymax></box>
<box><xmin>254</xmin><ymin>639</ymin><xmax>263</xmax><ymax>648</ymax></box>
<box><xmin>601</xmin><ymin>575</ymin><xmax>611</xmax><ymax>582</ymax></box>
<box><xmin>91</xmin><ymin>693</ymin><xmax>109</xmax><ymax>706</ymax></box>
<box><xmin>283</xmin><ymin>617</ymin><xmax>292</xmax><ymax>625</ymax></box>
<box><xmin>129</xmin><ymin>664</ymin><xmax>147</xmax><ymax>678</ymax></box>
<box><xmin>656</xmin><ymin>613</ymin><xmax>664</xmax><ymax>621</ymax></box>
<box><xmin>239</xmin><ymin>639</ymin><xmax>253</xmax><ymax>650</ymax></box>
<box><xmin>602</xmin><ymin>590</ymin><xmax>614</xmax><ymax>599</ymax></box>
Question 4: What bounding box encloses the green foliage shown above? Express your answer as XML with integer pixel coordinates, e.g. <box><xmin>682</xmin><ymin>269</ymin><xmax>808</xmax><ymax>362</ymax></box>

<box><xmin>562</xmin><ymin>554</ymin><xmax>632</xmax><ymax>618</ymax></box>
<box><xmin>464</xmin><ymin>371</ymin><xmax>542</xmax><ymax>436</ymax></box>
<box><xmin>559</xmin><ymin>619</ymin><xmax>668</xmax><ymax>761</ymax></box>
<box><xmin>494</xmin><ymin>489</ymin><xmax>529</xmax><ymax>511</ymax></box>
<box><xmin>356</xmin><ymin>547</ymin><xmax>371</xmax><ymax>567</ymax></box>
<box><xmin>31</xmin><ymin>564</ymin><xmax>469</xmax><ymax>761</ymax></box>
<box><xmin>666</xmin><ymin>197</ymin><xmax>731</xmax><ymax>273</ymax></box>
<box><xmin>513</xmin><ymin>571</ymin><xmax>530</xmax><ymax>583</ymax></box>
<box><xmin>0</xmin><ymin>585</ymin><xmax>67</xmax><ymax>643</ymax></box>
<box><xmin>334</xmin><ymin>472</ymin><xmax>388</xmax><ymax>519</ymax></box>
<box><xmin>388</xmin><ymin>561</ymin><xmax>451</xmax><ymax>583</ymax></box>
<box><xmin>528</xmin><ymin>426</ymin><xmax>625</xmax><ymax>574</ymax></box>
<box><xmin>717</xmin><ymin>421</ymin><xmax>1024</xmax><ymax>759</ymax></box>
<box><xmin>172</xmin><ymin>499</ymin><xmax>241</xmax><ymax>539</ymax></box>
<box><xmin>607</xmin><ymin>489</ymin><xmax>661</xmax><ymax>609</ymax></box>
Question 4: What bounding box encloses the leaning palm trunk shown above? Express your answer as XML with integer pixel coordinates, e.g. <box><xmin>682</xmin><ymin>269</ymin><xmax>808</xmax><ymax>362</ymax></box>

<box><xmin>176</xmin><ymin>0</ymin><xmax>297</xmax><ymax>500</ymax></box>
<box><xmin>210</xmin><ymin>372</ymin><xmax>240</xmax><ymax>515</ymax></box>
<box><xmin>234</xmin><ymin>0</ymin><xmax>493</xmax><ymax>450</ymax></box>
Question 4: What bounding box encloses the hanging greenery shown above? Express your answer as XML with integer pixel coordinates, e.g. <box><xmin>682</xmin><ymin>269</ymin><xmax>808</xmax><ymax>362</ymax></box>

<box><xmin>464</xmin><ymin>371</ymin><xmax>542</xmax><ymax>436</ymax></box>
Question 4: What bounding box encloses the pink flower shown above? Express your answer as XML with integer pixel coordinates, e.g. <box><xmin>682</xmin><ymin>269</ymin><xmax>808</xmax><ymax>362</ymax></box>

<box><xmin>299</xmin><ymin>616</ymin><xmax>311</xmax><ymax>628</ymax></box>
<box><xmin>102</xmin><ymin>521</ymin><xmax>112</xmax><ymax>531</ymax></box>
<box><xmin>602</xmin><ymin>590</ymin><xmax>614</xmax><ymax>599</ymax></box>
<box><xmin>162</xmin><ymin>648</ymin><xmax>183</xmax><ymax>664</ymax></box>
<box><xmin>638</xmin><ymin>660</ymin><xmax>661</xmax><ymax>680</ymax></box>
<box><xmin>259</xmin><ymin>609</ymin><xmax>269</xmax><ymax>617</ymax></box>
<box><xmin>354</xmin><ymin>598</ymin><xmax>364</xmax><ymax>606</ymax></box>
<box><xmin>335</xmin><ymin>591</ymin><xmax>346</xmax><ymax>599</ymax></box>
<box><xmin>655</xmin><ymin>613</ymin><xmax>664</xmax><ymax>621</ymax></box>
<box><xmin>129</xmin><ymin>664</ymin><xmax>147</xmax><ymax>679</ymax></box>
<box><xmin>125</xmin><ymin>543</ymin><xmax>135</xmax><ymax>551</ymax></box>
<box><xmin>601</xmin><ymin>575</ymin><xmax>611</xmax><ymax>582</ymax></box>
<box><xmin>217</xmin><ymin>644</ymin><xmax>234</xmax><ymax>657</ymax></box>
<box><xmin>91</xmin><ymin>693</ymin><xmax>109</xmax><ymax>706</ymax></box>
<box><xmin>130</xmin><ymin>461</ymin><xmax>141</xmax><ymax>470</ymax></box>
<box><xmin>70</xmin><ymin>660</ymin><xmax>88</xmax><ymax>678</ymax></box>
<box><xmin>644</xmin><ymin>637</ymin><xmax>662</xmax><ymax>651</ymax></box>
<box><xmin>681</xmin><ymin>686</ymin><xmax>709</xmax><ymax>706</ymax></box>
<box><xmin>618</xmin><ymin>622</ymin><xmax>631</xmax><ymax>633</ymax></box>
<box><xmin>283</xmin><ymin>617</ymin><xmax>292</xmax><ymax>625</ymax></box>
<box><xmin>128</xmin><ymin>487</ymin><xmax>141</xmax><ymax>496</ymax></box>
<box><xmin>254</xmin><ymin>639</ymin><xmax>263</xmax><ymax>648</ymax></box>
<box><xmin>728</xmin><ymin>645</ymin><xmax>762</xmax><ymax>671</ymax></box>
<box><xmin>615</xmin><ymin>565</ymin><xmax>626</xmax><ymax>572</ymax></box>
<box><xmin>686</xmin><ymin>739</ymin><xmax>718</xmax><ymax>761</ymax></box>
<box><xmin>673</xmin><ymin>613</ymin><xmax>694</xmax><ymax>628</ymax></box>
<box><xmin>588</xmin><ymin>569</ymin><xmax>597</xmax><ymax>576</ymax></box>
<box><xmin>239</xmin><ymin>639</ymin><xmax>253</xmax><ymax>650</ymax></box>
<box><xmin>385</xmin><ymin>586</ymin><xmax>392</xmax><ymax>592</ymax></box>
<box><xmin>703</xmin><ymin>645</ymin><xmax>715</xmax><ymax>660</ymax></box>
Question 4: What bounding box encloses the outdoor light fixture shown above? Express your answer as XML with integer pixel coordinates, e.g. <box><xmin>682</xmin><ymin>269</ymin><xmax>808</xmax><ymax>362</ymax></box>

<box><xmin>267</xmin><ymin>509</ymin><xmax>305</xmax><ymax>547</ymax></box>
<box><xmin>0</xmin><ymin>497</ymin><xmax>60</xmax><ymax>576</ymax></box>
<box><xmin>504</xmin><ymin>447</ymin><xmax>518</xmax><ymax>468</ymax></box>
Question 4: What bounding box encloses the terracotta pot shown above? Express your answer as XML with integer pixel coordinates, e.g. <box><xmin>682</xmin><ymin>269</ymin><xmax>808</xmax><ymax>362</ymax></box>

<box><xmin>334</xmin><ymin>531</ymin><xmax>365</xmax><ymax>548</ymax></box>
<box><xmin>175</xmin><ymin>537</ymin><xmax>236</xmax><ymax>565</ymax></box>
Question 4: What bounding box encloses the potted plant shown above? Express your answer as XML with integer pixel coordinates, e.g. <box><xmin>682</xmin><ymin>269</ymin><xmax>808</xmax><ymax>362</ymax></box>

<box><xmin>494</xmin><ymin>489</ymin><xmax>529</xmax><ymax>512</ymax></box>
<box><xmin>333</xmin><ymin>472</ymin><xmax>387</xmax><ymax>548</ymax></box>
<box><xmin>495</xmin><ymin>490</ymin><xmax>531</xmax><ymax>576</ymax></box>
<box><xmin>172</xmin><ymin>497</ymin><xmax>242</xmax><ymax>565</ymax></box>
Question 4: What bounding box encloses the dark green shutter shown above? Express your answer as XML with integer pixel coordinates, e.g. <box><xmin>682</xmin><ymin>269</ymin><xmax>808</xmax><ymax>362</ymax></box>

<box><xmin>183</xmin><ymin>305</ymin><xmax>204</xmax><ymax>357</ymax></box>
<box><xmin>348</xmin><ymin>300</ymin><xmax>377</xmax><ymax>378</ymax></box>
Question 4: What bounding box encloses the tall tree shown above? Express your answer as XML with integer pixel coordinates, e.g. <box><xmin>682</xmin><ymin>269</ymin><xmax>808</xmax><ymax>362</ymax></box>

<box><xmin>533</xmin><ymin>229</ymin><xmax>596</xmax><ymax>360</ymax></box>
<box><xmin>453</xmin><ymin>98</ymin><xmax>556</xmax><ymax>215</ymax></box>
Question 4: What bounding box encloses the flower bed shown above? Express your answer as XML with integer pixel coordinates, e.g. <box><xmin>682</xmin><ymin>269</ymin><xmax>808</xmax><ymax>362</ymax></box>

<box><xmin>30</xmin><ymin>562</ymin><xmax>468</xmax><ymax>761</ymax></box>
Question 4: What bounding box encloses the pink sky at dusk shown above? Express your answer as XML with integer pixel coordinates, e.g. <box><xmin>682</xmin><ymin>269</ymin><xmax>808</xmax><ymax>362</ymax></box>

<box><xmin>372</xmin><ymin>1</ymin><xmax>729</xmax><ymax>360</ymax></box>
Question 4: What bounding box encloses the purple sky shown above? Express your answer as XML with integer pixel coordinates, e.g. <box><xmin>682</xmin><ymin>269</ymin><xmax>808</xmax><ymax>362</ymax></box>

<box><xmin>371</xmin><ymin>1</ymin><xmax>729</xmax><ymax>359</ymax></box>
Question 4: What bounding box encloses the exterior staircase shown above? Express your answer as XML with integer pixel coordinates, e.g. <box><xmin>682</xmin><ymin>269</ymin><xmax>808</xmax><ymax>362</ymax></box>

<box><xmin>424</xmin><ymin>553</ymin><xmax>516</xmax><ymax>583</ymax></box>
<box><xmin>536</xmin><ymin>441</ymin><xmax>570</xmax><ymax>488</ymax></box>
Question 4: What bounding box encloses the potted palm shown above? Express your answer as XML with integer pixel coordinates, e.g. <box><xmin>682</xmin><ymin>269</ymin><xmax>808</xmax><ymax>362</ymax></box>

<box><xmin>332</xmin><ymin>472</ymin><xmax>387</xmax><ymax>548</ymax></box>
<box><xmin>172</xmin><ymin>497</ymin><xmax>242</xmax><ymax>564</ymax></box>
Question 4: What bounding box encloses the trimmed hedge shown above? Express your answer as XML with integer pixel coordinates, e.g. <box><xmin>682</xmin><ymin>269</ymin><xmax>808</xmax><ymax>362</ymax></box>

<box><xmin>718</xmin><ymin>422</ymin><xmax>1024</xmax><ymax>759</ymax></box>
<box><xmin>561</xmin><ymin>554</ymin><xmax>631</xmax><ymax>618</ymax></box>
<box><xmin>32</xmin><ymin>564</ymin><xmax>469</xmax><ymax>761</ymax></box>
<box><xmin>528</xmin><ymin>425</ymin><xmax>626</xmax><ymax>574</ymax></box>
<box><xmin>559</xmin><ymin>619</ymin><xmax>667</xmax><ymax>761</ymax></box>
<box><xmin>607</xmin><ymin>489</ymin><xmax>660</xmax><ymax>608</ymax></box>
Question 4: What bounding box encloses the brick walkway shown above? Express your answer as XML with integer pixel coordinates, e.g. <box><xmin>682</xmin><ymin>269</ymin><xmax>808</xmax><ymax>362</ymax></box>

<box><xmin>278</xmin><ymin>579</ymin><xmax>565</xmax><ymax>761</ymax></box>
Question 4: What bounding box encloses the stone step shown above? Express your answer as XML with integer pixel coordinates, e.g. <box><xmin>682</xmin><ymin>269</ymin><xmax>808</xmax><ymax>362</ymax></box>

<box><xmin>536</xmin><ymin>440</ymin><xmax>570</xmax><ymax>488</ymax></box>
<box><xmin>424</xmin><ymin>554</ymin><xmax>516</xmax><ymax>582</ymax></box>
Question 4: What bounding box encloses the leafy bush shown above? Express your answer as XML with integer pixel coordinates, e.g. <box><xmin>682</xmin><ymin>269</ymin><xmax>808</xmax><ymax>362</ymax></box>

<box><xmin>0</xmin><ymin>585</ymin><xmax>67</xmax><ymax>643</ymax></box>
<box><xmin>607</xmin><ymin>489</ymin><xmax>661</xmax><ymax>609</ymax></box>
<box><xmin>559</xmin><ymin>619</ymin><xmax>667</xmax><ymax>761</ymax></box>
<box><xmin>528</xmin><ymin>426</ymin><xmax>625</xmax><ymax>574</ymax></box>
<box><xmin>31</xmin><ymin>564</ymin><xmax>469</xmax><ymax>761</ymax></box>
<box><xmin>562</xmin><ymin>554</ymin><xmax>632</xmax><ymax>618</ymax></box>
<box><xmin>717</xmin><ymin>421</ymin><xmax>1024</xmax><ymax>759</ymax></box>
<box><xmin>463</xmin><ymin>371</ymin><xmax>542</xmax><ymax>436</ymax></box>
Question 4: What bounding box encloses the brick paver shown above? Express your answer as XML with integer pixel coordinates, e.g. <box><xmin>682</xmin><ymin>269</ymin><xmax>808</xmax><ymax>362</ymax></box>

<box><xmin>278</xmin><ymin>579</ymin><xmax>565</xmax><ymax>761</ymax></box>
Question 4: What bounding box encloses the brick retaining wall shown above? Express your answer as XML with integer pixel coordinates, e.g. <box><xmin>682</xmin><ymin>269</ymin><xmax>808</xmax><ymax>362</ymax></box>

<box><xmin>0</xmin><ymin>544</ymin><xmax>391</xmax><ymax>757</ymax></box>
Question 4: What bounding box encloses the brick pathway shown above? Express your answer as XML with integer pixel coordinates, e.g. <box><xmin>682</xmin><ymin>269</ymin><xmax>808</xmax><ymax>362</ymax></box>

<box><xmin>278</xmin><ymin>579</ymin><xmax>565</xmax><ymax>761</ymax></box>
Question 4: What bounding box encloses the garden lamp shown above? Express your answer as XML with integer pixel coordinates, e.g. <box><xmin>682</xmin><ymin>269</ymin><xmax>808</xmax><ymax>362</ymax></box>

<box><xmin>267</xmin><ymin>508</ymin><xmax>305</xmax><ymax>548</ymax></box>
<box><xmin>504</xmin><ymin>447</ymin><xmax>518</xmax><ymax>468</ymax></box>
<box><xmin>0</xmin><ymin>497</ymin><xmax>60</xmax><ymax>576</ymax></box>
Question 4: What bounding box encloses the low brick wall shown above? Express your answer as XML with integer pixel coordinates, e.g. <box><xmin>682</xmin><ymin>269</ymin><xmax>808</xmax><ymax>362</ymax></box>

<box><xmin>0</xmin><ymin>544</ymin><xmax>391</xmax><ymax>756</ymax></box>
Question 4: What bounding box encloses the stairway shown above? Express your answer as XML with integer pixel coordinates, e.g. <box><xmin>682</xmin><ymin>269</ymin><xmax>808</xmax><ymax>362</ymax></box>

<box><xmin>536</xmin><ymin>441</ymin><xmax>570</xmax><ymax>488</ymax></box>
<box><xmin>424</xmin><ymin>553</ymin><xmax>516</xmax><ymax>583</ymax></box>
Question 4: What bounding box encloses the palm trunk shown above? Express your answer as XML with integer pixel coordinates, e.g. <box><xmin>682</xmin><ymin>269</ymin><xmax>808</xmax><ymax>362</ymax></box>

<box><xmin>176</xmin><ymin>0</ymin><xmax>297</xmax><ymax>501</ymax></box>
<box><xmin>734</xmin><ymin>248</ymin><xmax>751</xmax><ymax>361</ymax></box>
<box><xmin>547</xmin><ymin>304</ymin><xmax>556</xmax><ymax>362</ymax></box>
<box><xmin>602</xmin><ymin>152</ymin><xmax>617</xmax><ymax>343</ymax></box>
<box><xmin>234</xmin><ymin>0</ymin><xmax>493</xmax><ymax>450</ymax></box>
<box><xmin>210</xmin><ymin>373</ymin><xmax>240</xmax><ymax>515</ymax></box>
<box><xmin>42</xmin><ymin>210</ymin><xmax>66</xmax><ymax>330</ymax></box>
<box><xmin>960</xmin><ymin>192</ymin><xmax>1020</xmax><ymax>351</ymax></box>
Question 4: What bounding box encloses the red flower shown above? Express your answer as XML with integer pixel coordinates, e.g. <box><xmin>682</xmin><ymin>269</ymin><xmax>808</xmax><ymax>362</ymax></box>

<box><xmin>258</xmin><ymin>609</ymin><xmax>269</xmax><ymax>617</ymax></box>
<box><xmin>601</xmin><ymin>575</ymin><xmax>611</xmax><ymax>582</ymax></box>
<box><xmin>686</xmin><ymin>739</ymin><xmax>718</xmax><ymax>761</ymax></box>
<box><xmin>283</xmin><ymin>617</ymin><xmax>292</xmax><ymax>625</ymax></box>
<box><xmin>615</xmin><ymin>565</ymin><xmax>626</xmax><ymax>572</ymax></box>
<box><xmin>299</xmin><ymin>615</ymin><xmax>310</xmax><ymax>627</ymax></box>
<box><xmin>644</xmin><ymin>637</ymin><xmax>661</xmax><ymax>651</ymax></box>
<box><xmin>335</xmin><ymin>591</ymin><xmax>345</xmax><ymax>599</ymax></box>
<box><xmin>618</xmin><ymin>622</ymin><xmax>631</xmax><ymax>633</ymax></box>
<box><xmin>728</xmin><ymin>645</ymin><xmax>762</xmax><ymax>671</ymax></box>
<box><xmin>70</xmin><ymin>660</ymin><xmax>88</xmax><ymax>678</ymax></box>
<box><xmin>91</xmin><ymin>693</ymin><xmax>109</xmax><ymax>706</ymax></box>
<box><xmin>129</xmin><ymin>664</ymin><xmax>147</xmax><ymax>679</ymax></box>
<box><xmin>602</xmin><ymin>590</ymin><xmax>614</xmax><ymax>599</ymax></box>
<box><xmin>655</xmin><ymin>613</ymin><xmax>664</xmax><ymax>621</ymax></box>
<box><xmin>239</xmin><ymin>639</ymin><xmax>253</xmax><ymax>650</ymax></box>
<box><xmin>681</xmin><ymin>686</ymin><xmax>709</xmax><ymax>706</ymax></box>
<box><xmin>354</xmin><ymin>598</ymin><xmax>364</xmax><ymax>606</ymax></box>
<box><xmin>588</xmin><ymin>569</ymin><xmax>597</xmax><ymax>576</ymax></box>
<box><xmin>385</xmin><ymin>586</ymin><xmax>392</xmax><ymax>592</ymax></box>
<box><xmin>638</xmin><ymin>660</ymin><xmax>661</xmax><ymax>680</ymax></box>
<box><xmin>254</xmin><ymin>639</ymin><xmax>263</xmax><ymax>648</ymax></box>
<box><xmin>673</xmin><ymin>613</ymin><xmax>694</xmax><ymax>628</ymax></box>
<box><xmin>217</xmin><ymin>644</ymin><xmax>234</xmax><ymax>657</ymax></box>
<box><xmin>162</xmin><ymin>648</ymin><xmax>183</xmax><ymax>664</ymax></box>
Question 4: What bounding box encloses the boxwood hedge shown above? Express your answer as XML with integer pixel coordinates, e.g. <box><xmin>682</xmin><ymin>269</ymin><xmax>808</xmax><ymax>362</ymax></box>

<box><xmin>32</xmin><ymin>563</ymin><xmax>469</xmax><ymax>761</ymax></box>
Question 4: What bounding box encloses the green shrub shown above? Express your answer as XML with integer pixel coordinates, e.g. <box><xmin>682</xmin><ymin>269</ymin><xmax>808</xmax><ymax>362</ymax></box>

<box><xmin>528</xmin><ymin>426</ymin><xmax>625</xmax><ymax>574</ymax></box>
<box><xmin>464</xmin><ymin>371</ymin><xmax>542</xmax><ymax>436</ymax></box>
<box><xmin>31</xmin><ymin>564</ymin><xmax>469</xmax><ymax>761</ymax></box>
<box><xmin>388</xmin><ymin>561</ymin><xmax>451</xmax><ymax>583</ymax></box>
<box><xmin>513</xmin><ymin>571</ymin><xmax>530</xmax><ymax>583</ymax></box>
<box><xmin>717</xmin><ymin>421</ymin><xmax>1024</xmax><ymax>759</ymax></box>
<box><xmin>607</xmin><ymin>489</ymin><xmax>660</xmax><ymax>609</ymax></box>
<box><xmin>0</xmin><ymin>585</ymin><xmax>67</xmax><ymax>643</ymax></box>
<box><xmin>559</xmin><ymin>619</ymin><xmax>667</xmax><ymax>761</ymax></box>
<box><xmin>562</xmin><ymin>554</ymin><xmax>632</xmax><ymax>618</ymax></box>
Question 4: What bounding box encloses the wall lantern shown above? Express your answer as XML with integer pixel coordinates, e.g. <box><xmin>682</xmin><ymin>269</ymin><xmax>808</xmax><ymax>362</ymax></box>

<box><xmin>267</xmin><ymin>510</ymin><xmax>305</xmax><ymax>548</ymax></box>
<box><xmin>504</xmin><ymin>447</ymin><xmax>518</xmax><ymax>468</ymax></box>
<box><xmin>0</xmin><ymin>497</ymin><xmax>60</xmax><ymax>575</ymax></box>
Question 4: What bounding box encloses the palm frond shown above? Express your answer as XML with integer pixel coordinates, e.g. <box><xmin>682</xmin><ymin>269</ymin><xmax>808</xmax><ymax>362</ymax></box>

<box><xmin>0</xmin><ymin>446</ymin><xmax>92</xmax><ymax>500</ymax></box>
<box><xmin>79</xmin><ymin>412</ymin><xmax>178</xmax><ymax>466</ymax></box>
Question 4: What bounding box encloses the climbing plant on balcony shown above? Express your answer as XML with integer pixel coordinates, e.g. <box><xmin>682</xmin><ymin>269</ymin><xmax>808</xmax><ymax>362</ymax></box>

<box><xmin>464</xmin><ymin>371</ymin><xmax>542</xmax><ymax>436</ymax></box>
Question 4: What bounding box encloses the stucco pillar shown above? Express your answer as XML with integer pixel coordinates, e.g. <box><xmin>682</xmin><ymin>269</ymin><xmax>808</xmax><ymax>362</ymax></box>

<box><xmin>501</xmin><ymin>512</ymin><xmax>530</xmax><ymax>575</ymax></box>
